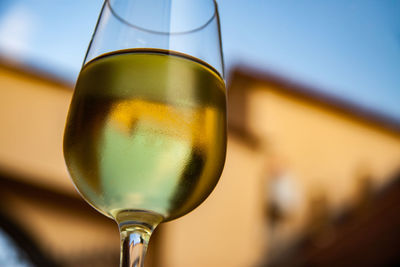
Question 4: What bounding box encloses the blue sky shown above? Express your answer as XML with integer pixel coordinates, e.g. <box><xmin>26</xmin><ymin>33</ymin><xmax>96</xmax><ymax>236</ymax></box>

<box><xmin>0</xmin><ymin>0</ymin><xmax>399</xmax><ymax>120</ymax></box>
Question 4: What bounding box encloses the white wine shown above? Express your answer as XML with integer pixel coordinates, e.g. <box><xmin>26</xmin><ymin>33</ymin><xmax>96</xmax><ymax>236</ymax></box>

<box><xmin>64</xmin><ymin>49</ymin><xmax>226</xmax><ymax>221</ymax></box>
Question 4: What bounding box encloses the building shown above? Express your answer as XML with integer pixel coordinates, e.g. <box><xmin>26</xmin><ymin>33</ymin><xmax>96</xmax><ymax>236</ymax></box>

<box><xmin>161</xmin><ymin>67</ymin><xmax>400</xmax><ymax>267</ymax></box>
<box><xmin>0</xmin><ymin>59</ymin><xmax>399</xmax><ymax>266</ymax></box>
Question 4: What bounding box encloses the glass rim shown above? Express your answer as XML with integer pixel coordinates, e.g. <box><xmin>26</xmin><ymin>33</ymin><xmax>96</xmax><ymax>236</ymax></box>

<box><xmin>106</xmin><ymin>0</ymin><xmax>218</xmax><ymax>35</ymax></box>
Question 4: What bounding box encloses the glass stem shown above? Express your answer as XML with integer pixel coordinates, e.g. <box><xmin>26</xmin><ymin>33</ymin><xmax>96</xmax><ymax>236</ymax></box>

<box><xmin>120</xmin><ymin>225</ymin><xmax>152</xmax><ymax>267</ymax></box>
<box><xmin>117</xmin><ymin>210</ymin><xmax>163</xmax><ymax>267</ymax></box>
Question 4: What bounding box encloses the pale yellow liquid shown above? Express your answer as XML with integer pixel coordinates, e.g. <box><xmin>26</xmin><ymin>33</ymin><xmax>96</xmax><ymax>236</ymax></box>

<box><xmin>63</xmin><ymin>49</ymin><xmax>226</xmax><ymax>221</ymax></box>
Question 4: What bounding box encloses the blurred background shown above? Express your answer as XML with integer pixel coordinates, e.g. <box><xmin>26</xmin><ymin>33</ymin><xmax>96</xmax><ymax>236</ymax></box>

<box><xmin>0</xmin><ymin>0</ymin><xmax>399</xmax><ymax>266</ymax></box>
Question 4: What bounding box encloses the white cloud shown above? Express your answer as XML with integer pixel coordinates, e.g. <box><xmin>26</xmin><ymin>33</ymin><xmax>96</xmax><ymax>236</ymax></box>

<box><xmin>0</xmin><ymin>4</ymin><xmax>37</xmax><ymax>61</ymax></box>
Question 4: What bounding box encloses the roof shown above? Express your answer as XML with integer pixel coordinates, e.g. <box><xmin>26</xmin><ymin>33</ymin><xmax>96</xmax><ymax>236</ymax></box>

<box><xmin>0</xmin><ymin>57</ymin><xmax>74</xmax><ymax>89</ymax></box>
<box><xmin>229</xmin><ymin>66</ymin><xmax>400</xmax><ymax>135</ymax></box>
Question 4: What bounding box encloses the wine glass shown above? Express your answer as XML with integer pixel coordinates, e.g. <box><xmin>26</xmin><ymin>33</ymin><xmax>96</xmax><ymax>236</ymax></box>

<box><xmin>63</xmin><ymin>0</ymin><xmax>226</xmax><ymax>266</ymax></box>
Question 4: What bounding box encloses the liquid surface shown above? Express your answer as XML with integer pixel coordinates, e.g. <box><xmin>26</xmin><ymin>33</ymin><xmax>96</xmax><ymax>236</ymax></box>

<box><xmin>63</xmin><ymin>49</ymin><xmax>226</xmax><ymax>221</ymax></box>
